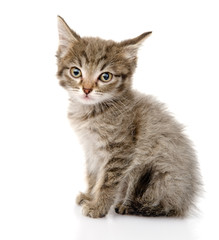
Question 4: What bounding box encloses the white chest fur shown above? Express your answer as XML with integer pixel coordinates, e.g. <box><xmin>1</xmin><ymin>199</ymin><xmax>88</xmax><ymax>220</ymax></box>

<box><xmin>68</xmin><ymin>103</ymin><xmax>109</xmax><ymax>175</ymax></box>
<box><xmin>80</xmin><ymin>129</ymin><xmax>109</xmax><ymax>176</ymax></box>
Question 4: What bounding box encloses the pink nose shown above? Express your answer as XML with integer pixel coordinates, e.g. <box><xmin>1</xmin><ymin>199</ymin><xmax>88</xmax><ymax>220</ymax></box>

<box><xmin>83</xmin><ymin>88</ymin><xmax>92</xmax><ymax>95</ymax></box>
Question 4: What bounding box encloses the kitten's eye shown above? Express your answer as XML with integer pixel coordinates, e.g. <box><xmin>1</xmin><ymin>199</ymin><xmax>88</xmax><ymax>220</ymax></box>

<box><xmin>70</xmin><ymin>67</ymin><xmax>82</xmax><ymax>78</ymax></box>
<box><xmin>99</xmin><ymin>72</ymin><xmax>113</xmax><ymax>82</ymax></box>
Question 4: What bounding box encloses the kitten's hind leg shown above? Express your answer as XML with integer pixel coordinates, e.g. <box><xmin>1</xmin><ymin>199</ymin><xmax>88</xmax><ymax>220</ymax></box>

<box><xmin>115</xmin><ymin>201</ymin><xmax>178</xmax><ymax>217</ymax></box>
<box><xmin>115</xmin><ymin>166</ymin><xmax>182</xmax><ymax>217</ymax></box>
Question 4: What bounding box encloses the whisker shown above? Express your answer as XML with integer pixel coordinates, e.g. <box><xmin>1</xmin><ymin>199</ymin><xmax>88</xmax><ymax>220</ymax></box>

<box><xmin>69</xmin><ymin>89</ymin><xmax>80</xmax><ymax>92</ymax></box>
<box><xmin>94</xmin><ymin>92</ymin><xmax>103</xmax><ymax>96</ymax></box>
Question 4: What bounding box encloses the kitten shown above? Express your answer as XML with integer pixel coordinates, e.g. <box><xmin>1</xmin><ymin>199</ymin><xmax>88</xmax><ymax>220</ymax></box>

<box><xmin>56</xmin><ymin>16</ymin><xmax>201</xmax><ymax>218</ymax></box>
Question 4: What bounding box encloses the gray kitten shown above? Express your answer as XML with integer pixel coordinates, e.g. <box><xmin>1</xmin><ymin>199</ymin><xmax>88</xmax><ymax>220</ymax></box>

<box><xmin>56</xmin><ymin>16</ymin><xmax>201</xmax><ymax>218</ymax></box>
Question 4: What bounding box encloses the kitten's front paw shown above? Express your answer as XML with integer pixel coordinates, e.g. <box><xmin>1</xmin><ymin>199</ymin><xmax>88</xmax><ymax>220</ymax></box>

<box><xmin>76</xmin><ymin>192</ymin><xmax>91</xmax><ymax>206</ymax></box>
<box><xmin>82</xmin><ymin>202</ymin><xmax>108</xmax><ymax>218</ymax></box>
<box><xmin>115</xmin><ymin>202</ymin><xmax>135</xmax><ymax>215</ymax></box>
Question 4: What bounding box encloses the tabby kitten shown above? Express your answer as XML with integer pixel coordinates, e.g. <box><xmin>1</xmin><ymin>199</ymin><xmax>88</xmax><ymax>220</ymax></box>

<box><xmin>56</xmin><ymin>16</ymin><xmax>201</xmax><ymax>218</ymax></box>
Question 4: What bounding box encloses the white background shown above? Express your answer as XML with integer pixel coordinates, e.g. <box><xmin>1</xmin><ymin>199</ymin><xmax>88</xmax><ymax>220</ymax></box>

<box><xmin>0</xmin><ymin>0</ymin><xmax>219</xmax><ymax>239</ymax></box>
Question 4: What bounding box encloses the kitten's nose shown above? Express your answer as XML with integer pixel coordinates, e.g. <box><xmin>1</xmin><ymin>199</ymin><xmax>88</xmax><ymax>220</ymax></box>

<box><xmin>83</xmin><ymin>88</ymin><xmax>92</xmax><ymax>95</ymax></box>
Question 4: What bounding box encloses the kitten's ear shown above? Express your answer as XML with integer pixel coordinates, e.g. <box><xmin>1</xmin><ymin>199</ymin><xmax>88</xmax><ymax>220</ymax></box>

<box><xmin>57</xmin><ymin>16</ymin><xmax>80</xmax><ymax>53</ymax></box>
<box><xmin>120</xmin><ymin>32</ymin><xmax>152</xmax><ymax>59</ymax></box>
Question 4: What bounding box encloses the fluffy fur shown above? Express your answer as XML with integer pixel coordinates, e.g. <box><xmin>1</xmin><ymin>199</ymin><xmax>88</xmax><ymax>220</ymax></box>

<box><xmin>56</xmin><ymin>16</ymin><xmax>201</xmax><ymax>218</ymax></box>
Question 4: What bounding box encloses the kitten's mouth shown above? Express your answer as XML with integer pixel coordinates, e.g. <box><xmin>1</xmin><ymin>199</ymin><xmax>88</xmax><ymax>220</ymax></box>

<box><xmin>78</xmin><ymin>94</ymin><xmax>96</xmax><ymax>104</ymax></box>
<box><xmin>83</xmin><ymin>94</ymin><xmax>91</xmax><ymax>100</ymax></box>
<box><xmin>75</xmin><ymin>92</ymin><xmax>107</xmax><ymax>105</ymax></box>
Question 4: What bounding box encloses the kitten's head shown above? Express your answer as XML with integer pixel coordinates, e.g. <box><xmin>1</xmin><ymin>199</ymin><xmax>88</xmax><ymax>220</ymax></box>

<box><xmin>56</xmin><ymin>16</ymin><xmax>151</xmax><ymax>105</ymax></box>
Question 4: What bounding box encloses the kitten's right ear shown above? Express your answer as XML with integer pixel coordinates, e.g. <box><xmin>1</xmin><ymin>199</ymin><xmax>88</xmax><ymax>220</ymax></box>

<box><xmin>57</xmin><ymin>16</ymin><xmax>80</xmax><ymax>53</ymax></box>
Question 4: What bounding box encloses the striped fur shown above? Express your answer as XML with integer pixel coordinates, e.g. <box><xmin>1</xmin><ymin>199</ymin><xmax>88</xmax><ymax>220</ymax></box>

<box><xmin>56</xmin><ymin>16</ymin><xmax>201</xmax><ymax>218</ymax></box>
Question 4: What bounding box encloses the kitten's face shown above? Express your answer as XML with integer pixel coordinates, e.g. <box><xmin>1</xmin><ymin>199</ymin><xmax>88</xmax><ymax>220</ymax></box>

<box><xmin>56</xmin><ymin>16</ymin><xmax>151</xmax><ymax>105</ymax></box>
<box><xmin>57</xmin><ymin>38</ymin><xmax>133</xmax><ymax>105</ymax></box>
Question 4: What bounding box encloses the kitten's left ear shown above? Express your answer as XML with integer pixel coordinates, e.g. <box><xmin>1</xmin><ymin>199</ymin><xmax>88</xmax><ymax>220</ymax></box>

<box><xmin>120</xmin><ymin>32</ymin><xmax>152</xmax><ymax>59</ymax></box>
<box><xmin>57</xmin><ymin>16</ymin><xmax>80</xmax><ymax>53</ymax></box>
